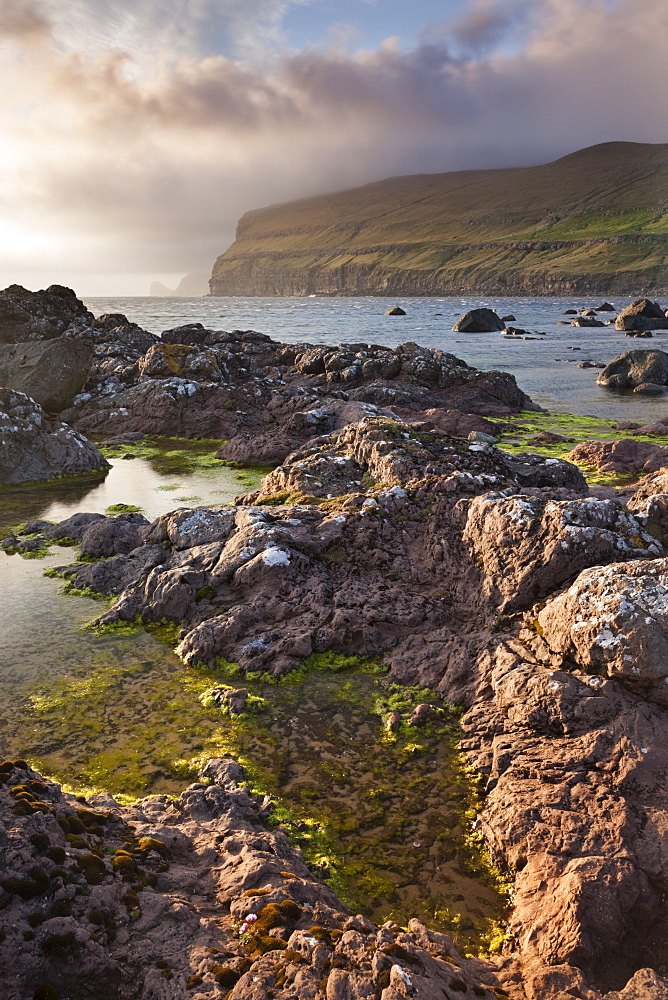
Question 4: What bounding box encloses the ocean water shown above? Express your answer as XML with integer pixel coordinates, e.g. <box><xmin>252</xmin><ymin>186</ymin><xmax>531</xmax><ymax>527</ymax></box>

<box><xmin>84</xmin><ymin>293</ymin><xmax>668</xmax><ymax>421</ymax></box>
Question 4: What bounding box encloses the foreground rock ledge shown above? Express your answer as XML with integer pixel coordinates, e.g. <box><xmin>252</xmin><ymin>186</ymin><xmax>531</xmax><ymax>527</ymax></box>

<box><xmin>0</xmin><ymin>757</ymin><xmax>510</xmax><ymax>1000</ymax></box>
<box><xmin>14</xmin><ymin>417</ymin><xmax>668</xmax><ymax>998</ymax></box>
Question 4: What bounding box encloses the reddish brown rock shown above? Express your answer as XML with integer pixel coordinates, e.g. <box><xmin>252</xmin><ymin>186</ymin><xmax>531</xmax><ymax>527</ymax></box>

<box><xmin>462</xmin><ymin>494</ymin><xmax>661</xmax><ymax>611</ymax></box>
<box><xmin>536</xmin><ymin>558</ymin><xmax>668</xmax><ymax>705</ymax></box>
<box><xmin>0</xmin><ymin>757</ymin><xmax>506</xmax><ymax>1000</ymax></box>
<box><xmin>566</xmin><ymin>438</ymin><xmax>668</xmax><ymax>475</ymax></box>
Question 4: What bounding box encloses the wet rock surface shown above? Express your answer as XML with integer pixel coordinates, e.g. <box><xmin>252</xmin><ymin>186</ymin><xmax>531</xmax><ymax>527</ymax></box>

<box><xmin>20</xmin><ymin>412</ymin><xmax>668</xmax><ymax>999</ymax></box>
<box><xmin>9</xmin><ymin>287</ymin><xmax>668</xmax><ymax>999</ymax></box>
<box><xmin>0</xmin><ymin>757</ymin><xmax>506</xmax><ymax>1000</ymax></box>
<box><xmin>0</xmin><ymin>389</ymin><xmax>109</xmax><ymax>486</ymax></box>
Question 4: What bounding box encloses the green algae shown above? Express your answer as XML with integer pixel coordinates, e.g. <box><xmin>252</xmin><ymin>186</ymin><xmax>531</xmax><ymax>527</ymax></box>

<box><xmin>184</xmin><ymin>654</ymin><xmax>509</xmax><ymax>949</ymax></box>
<box><xmin>495</xmin><ymin>409</ymin><xmax>665</xmax><ymax>486</ymax></box>
<box><xmin>17</xmin><ymin>640</ymin><xmax>508</xmax><ymax>950</ymax></box>
<box><xmin>98</xmin><ymin>437</ymin><xmax>227</xmax><ymax>474</ymax></box>
<box><xmin>106</xmin><ymin>503</ymin><xmax>143</xmax><ymax>515</ymax></box>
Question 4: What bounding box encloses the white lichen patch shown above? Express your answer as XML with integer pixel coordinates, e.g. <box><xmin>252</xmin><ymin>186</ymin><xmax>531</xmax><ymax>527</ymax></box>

<box><xmin>261</xmin><ymin>546</ymin><xmax>291</xmax><ymax>567</ymax></box>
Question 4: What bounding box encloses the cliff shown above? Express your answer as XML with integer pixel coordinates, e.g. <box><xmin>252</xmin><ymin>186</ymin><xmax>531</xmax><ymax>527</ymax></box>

<box><xmin>210</xmin><ymin>141</ymin><xmax>668</xmax><ymax>297</ymax></box>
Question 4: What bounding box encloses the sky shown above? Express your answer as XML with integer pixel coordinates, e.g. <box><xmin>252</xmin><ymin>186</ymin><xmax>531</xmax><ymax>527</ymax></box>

<box><xmin>0</xmin><ymin>0</ymin><xmax>666</xmax><ymax>295</ymax></box>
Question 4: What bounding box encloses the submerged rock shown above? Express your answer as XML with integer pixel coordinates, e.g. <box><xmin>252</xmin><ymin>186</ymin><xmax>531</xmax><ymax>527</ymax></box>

<box><xmin>0</xmin><ymin>389</ymin><xmax>109</xmax><ymax>485</ymax></box>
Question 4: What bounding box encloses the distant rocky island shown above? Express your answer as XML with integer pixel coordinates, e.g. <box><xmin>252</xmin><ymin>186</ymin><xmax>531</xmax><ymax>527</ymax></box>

<box><xmin>150</xmin><ymin>272</ymin><xmax>209</xmax><ymax>297</ymax></box>
<box><xmin>210</xmin><ymin>141</ymin><xmax>668</xmax><ymax>297</ymax></box>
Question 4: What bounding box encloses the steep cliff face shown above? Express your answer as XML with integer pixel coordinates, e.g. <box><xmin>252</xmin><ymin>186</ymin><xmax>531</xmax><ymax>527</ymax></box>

<box><xmin>210</xmin><ymin>142</ymin><xmax>668</xmax><ymax>296</ymax></box>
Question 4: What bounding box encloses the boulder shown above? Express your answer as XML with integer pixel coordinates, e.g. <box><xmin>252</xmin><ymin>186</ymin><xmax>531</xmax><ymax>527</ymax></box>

<box><xmin>0</xmin><ymin>389</ymin><xmax>109</xmax><ymax>485</ymax></box>
<box><xmin>463</xmin><ymin>494</ymin><xmax>661</xmax><ymax>611</ymax></box>
<box><xmin>528</xmin><ymin>431</ymin><xmax>574</xmax><ymax>444</ymax></box>
<box><xmin>0</xmin><ymin>337</ymin><xmax>93</xmax><ymax>411</ymax></box>
<box><xmin>537</xmin><ymin>558</ymin><xmax>668</xmax><ymax>706</ymax></box>
<box><xmin>615</xmin><ymin>299</ymin><xmax>668</xmax><ymax>331</ymax></box>
<box><xmin>596</xmin><ymin>350</ymin><xmax>668</xmax><ymax>389</ymax></box>
<box><xmin>417</xmin><ymin>408</ymin><xmax>498</xmax><ymax>438</ymax></box>
<box><xmin>79</xmin><ymin>512</ymin><xmax>150</xmax><ymax>558</ymax></box>
<box><xmin>0</xmin><ymin>284</ymin><xmax>93</xmax><ymax>343</ymax></box>
<box><xmin>634</xmin><ymin>421</ymin><xmax>668</xmax><ymax>435</ymax></box>
<box><xmin>91</xmin><ymin>313</ymin><xmax>158</xmax><ymax>355</ymax></box>
<box><xmin>452</xmin><ymin>308</ymin><xmax>505</xmax><ymax>332</ymax></box>
<box><xmin>161</xmin><ymin>322</ymin><xmax>211</xmax><ymax>346</ymax></box>
<box><xmin>596</xmin><ymin>302</ymin><xmax>616</xmax><ymax>311</ymax></box>
<box><xmin>566</xmin><ymin>439</ymin><xmax>668</xmax><ymax>475</ymax></box>
<box><xmin>138</xmin><ymin>342</ymin><xmax>221</xmax><ymax>381</ymax></box>
<box><xmin>385</xmin><ymin>306</ymin><xmax>406</xmax><ymax>315</ymax></box>
<box><xmin>570</xmin><ymin>316</ymin><xmax>604</xmax><ymax>327</ymax></box>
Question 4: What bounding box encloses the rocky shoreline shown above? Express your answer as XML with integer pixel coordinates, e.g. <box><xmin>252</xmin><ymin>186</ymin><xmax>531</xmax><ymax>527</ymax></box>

<box><xmin>4</xmin><ymin>286</ymin><xmax>668</xmax><ymax>998</ymax></box>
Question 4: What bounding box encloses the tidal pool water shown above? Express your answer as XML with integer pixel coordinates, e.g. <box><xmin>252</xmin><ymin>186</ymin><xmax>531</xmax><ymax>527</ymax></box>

<box><xmin>0</xmin><ymin>441</ymin><xmax>507</xmax><ymax>946</ymax></box>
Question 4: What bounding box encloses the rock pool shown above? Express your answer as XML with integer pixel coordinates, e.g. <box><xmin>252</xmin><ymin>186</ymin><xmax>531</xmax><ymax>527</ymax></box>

<box><xmin>0</xmin><ymin>440</ymin><xmax>508</xmax><ymax>949</ymax></box>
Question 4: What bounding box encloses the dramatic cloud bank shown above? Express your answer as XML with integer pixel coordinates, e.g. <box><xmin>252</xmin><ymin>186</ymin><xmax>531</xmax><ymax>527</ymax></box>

<box><xmin>0</xmin><ymin>0</ymin><xmax>666</xmax><ymax>293</ymax></box>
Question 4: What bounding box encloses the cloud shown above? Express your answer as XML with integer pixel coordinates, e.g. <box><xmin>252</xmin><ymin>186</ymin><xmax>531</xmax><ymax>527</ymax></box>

<box><xmin>442</xmin><ymin>0</ymin><xmax>537</xmax><ymax>52</ymax></box>
<box><xmin>0</xmin><ymin>0</ymin><xmax>51</xmax><ymax>41</ymax></box>
<box><xmin>0</xmin><ymin>0</ymin><xmax>666</xmax><ymax>293</ymax></box>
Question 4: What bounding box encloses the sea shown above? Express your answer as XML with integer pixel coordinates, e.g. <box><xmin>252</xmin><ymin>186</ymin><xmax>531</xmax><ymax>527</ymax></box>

<box><xmin>83</xmin><ymin>294</ymin><xmax>668</xmax><ymax>422</ymax></box>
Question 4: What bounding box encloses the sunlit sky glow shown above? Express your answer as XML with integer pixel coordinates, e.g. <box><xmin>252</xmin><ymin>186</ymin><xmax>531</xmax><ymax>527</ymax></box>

<box><xmin>0</xmin><ymin>0</ymin><xmax>665</xmax><ymax>295</ymax></box>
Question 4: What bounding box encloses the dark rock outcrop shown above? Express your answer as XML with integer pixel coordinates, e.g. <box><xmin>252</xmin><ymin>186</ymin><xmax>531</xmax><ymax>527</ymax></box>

<box><xmin>453</xmin><ymin>309</ymin><xmax>505</xmax><ymax>332</ymax></box>
<box><xmin>614</xmin><ymin>298</ymin><xmax>668</xmax><ymax>331</ymax></box>
<box><xmin>0</xmin><ymin>389</ymin><xmax>109</xmax><ymax>485</ymax></box>
<box><xmin>596</xmin><ymin>349</ymin><xmax>668</xmax><ymax>389</ymax></box>
<box><xmin>0</xmin><ymin>337</ymin><xmax>93</xmax><ymax>411</ymax></box>
<box><xmin>0</xmin><ymin>284</ymin><xmax>93</xmax><ymax>343</ymax></box>
<box><xmin>61</xmin><ymin>335</ymin><xmax>537</xmax><ymax>455</ymax></box>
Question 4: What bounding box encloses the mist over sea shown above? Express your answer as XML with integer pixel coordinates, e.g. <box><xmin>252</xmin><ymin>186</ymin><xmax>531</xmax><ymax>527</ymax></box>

<box><xmin>83</xmin><ymin>294</ymin><xmax>668</xmax><ymax>422</ymax></box>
